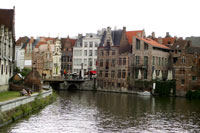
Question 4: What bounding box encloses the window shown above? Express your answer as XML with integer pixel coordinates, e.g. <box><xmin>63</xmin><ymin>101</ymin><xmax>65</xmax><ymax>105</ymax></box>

<box><xmin>95</xmin><ymin>50</ymin><xmax>97</xmax><ymax>56</ymax></box>
<box><xmin>153</xmin><ymin>56</ymin><xmax>155</xmax><ymax>65</ymax></box>
<box><xmin>89</xmin><ymin>50</ymin><xmax>92</xmax><ymax>56</ymax></box>
<box><xmin>111</xmin><ymin>70</ymin><xmax>115</xmax><ymax>78</ymax></box>
<box><xmin>182</xmin><ymin>56</ymin><xmax>185</xmax><ymax>64</ymax></box>
<box><xmin>118</xmin><ymin>70</ymin><xmax>121</xmax><ymax>78</ymax></box>
<box><xmin>144</xmin><ymin>43</ymin><xmax>148</xmax><ymax>50</ymax></box>
<box><xmin>95</xmin><ymin>42</ymin><xmax>98</xmax><ymax>47</ymax></box>
<box><xmin>136</xmin><ymin>56</ymin><xmax>140</xmax><ymax>65</ymax></box>
<box><xmin>89</xmin><ymin>42</ymin><xmax>93</xmax><ymax>47</ymax></box>
<box><xmin>106</xmin><ymin>59</ymin><xmax>109</xmax><ymax>69</ymax></box>
<box><xmin>100</xmin><ymin>59</ymin><xmax>103</xmax><ymax>67</ymax></box>
<box><xmin>84</xmin><ymin>59</ymin><xmax>87</xmax><ymax>66</ymax></box>
<box><xmin>112</xmin><ymin>50</ymin><xmax>115</xmax><ymax>55</ymax></box>
<box><xmin>117</xmin><ymin>83</ymin><xmax>121</xmax><ymax>87</ymax></box>
<box><xmin>99</xmin><ymin>70</ymin><xmax>103</xmax><ymax>77</ymax></box>
<box><xmin>181</xmin><ymin>79</ymin><xmax>185</xmax><ymax>85</ymax></box>
<box><xmin>111</xmin><ymin>59</ymin><xmax>115</xmax><ymax>67</ymax></box>
<box><xmin>100</xmin><ymin>50</ymin><xmax>104</xmax><ymax>56</ymax></box>
<box><xmin>162</xmin><ymin>57</ymin><xmax>164</xmax><ymax>66</ymax></box>
<box><xmin>105</xmin><ymin>70</ymin><xmax>108</xmax><ymax>77</ymax></box>
<box><xmin>136</xmin><ymin>39</ymin><xmax>140</xmax><ymax>50</ymax></box>
<box><xmin>122</xmin><ymin>70</ymin><xmax>126</xmax><ymax>78</ymax></box>
<box><xmin>119</xmin><ymin>58</ymin><xmax>122</xmax><ymax>65</ymax></box>
<box><xmin>84</xmin><ymin>42</ymin><xmax>88</xmax><ymax>47</ymax></box>
<box><xmin>144</xmin><ymin>69</ymin><xmax>148</xmax><ymax>79</ymax></box>
<box><xmin>89</xmin><ymin>58</ymin><xmax>92</xmax><ymax>67</ymax></box>
<box><xmin>84</xmin><ymin>50</ymin><xmax>87</xmax><ymax>56</ymax></box>
<box><xmin>192</xmin><ymin>76</ymin><xmax>197</xmax><ymax>81</ymax></box>
<box><xmin>144</xmin><ymin>56</ymin><xmax>148</xmax><ymax>66</ymax></box>
<box><xmin>123</xmin><ymin>57</ymin><xmax>126</xmax><ymax>65</ymax></box>
<box><xmin>106</xmin><ymin>51</ymin><xmax>109</xmax><ymax>56</ymax></box>
<box><xmin>158</xmin><ymin>57</ymin><xmax>161</xmax><ymax>66</ymax></box>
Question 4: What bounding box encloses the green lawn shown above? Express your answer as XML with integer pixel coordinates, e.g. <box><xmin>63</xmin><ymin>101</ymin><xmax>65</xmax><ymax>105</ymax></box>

<box><xmin>0</xmin><ymin>91</ymin><xmax>20</xmax><ymax>102</ymax></box>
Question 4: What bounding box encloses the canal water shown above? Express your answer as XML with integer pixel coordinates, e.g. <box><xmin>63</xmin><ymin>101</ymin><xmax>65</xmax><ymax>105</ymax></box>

<box><xmin>1</xmin><ymin>90</ymin><xmax>200</xmax><ymax>133</ymax></box>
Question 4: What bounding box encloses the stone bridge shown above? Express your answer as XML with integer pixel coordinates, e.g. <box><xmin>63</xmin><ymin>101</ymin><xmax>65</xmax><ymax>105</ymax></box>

<box><xmin>43</xmin><ymin>78</ymin><xmax>96</xmax><ymax>91</ymax></box>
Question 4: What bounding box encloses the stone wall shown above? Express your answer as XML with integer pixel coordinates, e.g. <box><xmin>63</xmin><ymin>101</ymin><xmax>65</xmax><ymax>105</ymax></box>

<box><xmin>0</xmin><ymin>89</ymin><xmax>52</xmax><ymax>112</ymax></box>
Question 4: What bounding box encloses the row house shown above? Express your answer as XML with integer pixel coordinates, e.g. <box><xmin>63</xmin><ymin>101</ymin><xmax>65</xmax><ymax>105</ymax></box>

<box><xmin>97</xmin><ymin>27</ymin><xmax>135</xmax><ymax>90</ymax></box>
<box><xmin>73</xmin><ymin>32</ymin><xmax>102</xmax><ymax>77</ymax></box>
<box><xmin>52</xmin><ymin>38</ymin><xmax>62</xmax><ymax>77</ymax></box>
<box><xmin>171</xmin><ymin>39</ymin><xmax>200</xmax><ymax>95</ymax></box>
<box><xmin>33</xmin><ymin>37</ymin><xmax>62</xmax><ymax>78</ymax></box>
<box><xmin>131</xmin><ymin>36</ymin><xmax>170</xmax><ymax>81</ymax></box>
<box><xmin>24</xmin><ymin>37</ymin><xmax>34</xmax><ymax>69</ymax></box>
<box><xmin>0</xmin><ymin>8</ymin><xmax>15</xmax><ymax>91</ymax></box>
<box><xmin>61</xmin><ymin>36</ymin><xmax>76</xmax><ymax>75</ymax></box>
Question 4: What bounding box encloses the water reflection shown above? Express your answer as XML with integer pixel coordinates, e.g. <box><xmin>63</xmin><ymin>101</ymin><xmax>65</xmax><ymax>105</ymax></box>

<box><xmin>1</xmin><ymin>91</ymin><xmax>200</xmax><ymax>132</ymax></box>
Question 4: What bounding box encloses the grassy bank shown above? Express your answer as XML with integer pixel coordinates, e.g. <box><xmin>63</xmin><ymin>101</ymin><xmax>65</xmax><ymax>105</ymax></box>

<box><xmin>0</xmin><ymin>91</ymin><xmax>57</xmax><ymax>127</ymax></box>
<box><xmin>0</xmin><ymin>91</ymin><xmax>20</xmax><ymax>102</ymax></box>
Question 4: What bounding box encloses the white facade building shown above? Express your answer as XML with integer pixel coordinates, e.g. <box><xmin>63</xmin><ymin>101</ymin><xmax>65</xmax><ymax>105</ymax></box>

<box><xmin>0</xmin><ymin>25</ymin><xmax>14</xmax><ymax>90</ymax></box>
<box><xmin>52</xmin><ymin>38</ymin><xmax>62</xmax><ymax>77</ymax></box>
<box><xmin>73</xmin><ymin>33</ymin><xmax>101</xmax><ymax>77</ymax></box>
<box><xmin>15</xmin><ymin>46</ymin><xmax>25</xmax><ymax>70</ymax></box>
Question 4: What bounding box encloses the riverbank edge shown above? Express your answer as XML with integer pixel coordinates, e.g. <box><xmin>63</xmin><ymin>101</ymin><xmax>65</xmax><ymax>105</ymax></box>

<box><xmin>0</xmin><ymin>89</ymin><xmax>56</xmax><ymax>128</ymax></box>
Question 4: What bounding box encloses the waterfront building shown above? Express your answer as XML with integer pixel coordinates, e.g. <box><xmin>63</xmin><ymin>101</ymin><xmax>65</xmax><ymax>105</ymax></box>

<box><xmin>97</xmin><ymin>27</ymin><xmax>133</xmax><ymax>90</ymax></box>
<box><xmin>73</xmin><ymin>33</ymin><xmax>102</xmax><ymax>77</ymax></box>
<box><xmin>33</xmin><ymin>37</ymin><xmax>54</xmax><ymax>78</ymax></box>
<box><xmin>52</xmin><ymin>38</ymin><xmax>62</xmax><ymax>77</ymax></box>
<box><xmin>171</xmin><ymin>39</ymin><xmax>200</xmax><ymax>95</ymax></box>
<box><xmin>61</xmin><ymin>36</ymin><xmax>76</xmax><ymax>75</ymax></box>
<box><xmin>0</xmin><ymin>7</ymin><xmax>15</xmax><ymax>91</ymax></box>
<box><xmin>131</xmin><ymin>35</ymin><xmax>170</xmax><ymax>82</ymax></box>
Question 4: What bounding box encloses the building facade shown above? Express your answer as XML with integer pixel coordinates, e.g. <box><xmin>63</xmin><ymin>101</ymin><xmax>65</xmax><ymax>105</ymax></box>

<box><xmin>171</xmin><ymin>39</ymin><xmax>200</xmax><ymax>95</ymax></box>
<box><xmin>97</xmin><ymin>27</ymin><xmax>132</xmax><ymax>90</ymax></box>
<box><xmin>131</xmin><ymin>36</ymin><xmax>170</xmax><ymax>82</ymax></box>
<box><xmin>73</xmin><ymin>33</ymin><xmax>101</xmax><ymax>77</ymax></box>
<box><xmin>61</xmin><ymin>37</ymin><xmax>76</xmax><ymax>75</ymax></box>
<box><xmin>0</xmin><ymin>8</ymin><xmax>15</xmax><ymax>91</ymax></box>
<box><xmin>52</xmin><ymin>38</ymin><xmax>62</xmax><ymax>77</ymax></box>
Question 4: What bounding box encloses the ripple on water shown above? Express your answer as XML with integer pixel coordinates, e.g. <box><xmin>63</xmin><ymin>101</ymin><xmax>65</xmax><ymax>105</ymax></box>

<box><xmin>1</xmin><ymin>91</ymin><xmax>200</xmax><ymax>133</ymax></box>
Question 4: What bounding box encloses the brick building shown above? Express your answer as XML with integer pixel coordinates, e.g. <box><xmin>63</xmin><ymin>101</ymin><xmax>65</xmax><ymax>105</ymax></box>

<box><xmin>171</xmin><ymin>39</ymin><xmax>200</xmax><ymax>95</ymax></box>
<box><xmin>61</xmin><ymin>36</ymin><xmax>76</xmax><ymax>75</ymax></box>
<box><xmin>131</xmin><ymin>36</ymin><xmax>170</xmax><ymax>82</ymax></box>
<box><xmin>97</xmin><ymin>27</ymin><xmax>135</xmax><ymax>90</ymax></box>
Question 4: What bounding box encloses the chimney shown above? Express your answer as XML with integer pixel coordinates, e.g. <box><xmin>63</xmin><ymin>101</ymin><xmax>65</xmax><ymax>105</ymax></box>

<box><xmin>166</xmin><ymin>32</ymin><xmax>171</xmax><ymax>38</ymax></box>
<box><xmin>137</xmin><ymin>32</ymin><xmax>141</xmax><ymax>38</ymax></box>
<box><xmin>158</xmin><ymin>37</ymin><xmax>162</xmax><ymax>44</ymax></box>
<box><xmin>152</xmin><ymin>32</ymin><xmax>155</xmax><ymax>39</ymax></box>
<box><xmin>78</xmin><ymin>34</ymin><xmax>82</xmax><ymax>39</ymax></box>
<box><xmin>123</xmin><ymin>27</ymin><xmax>126</xmax><ymax>31</ymax></box>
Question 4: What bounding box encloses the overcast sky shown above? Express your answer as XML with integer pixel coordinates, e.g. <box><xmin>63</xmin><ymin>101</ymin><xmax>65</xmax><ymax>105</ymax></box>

<box><xmin>1</xmin><ymin>0</ymin><xmax>200</xmax><ymax>39</ymax></box>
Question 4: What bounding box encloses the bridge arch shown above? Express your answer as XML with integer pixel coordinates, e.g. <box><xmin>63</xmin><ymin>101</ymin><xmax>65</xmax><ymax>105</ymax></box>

<box><xmin>67</xmin><ymin>83</ymin><xmax>79</xmax><ymax>90</ymax></box>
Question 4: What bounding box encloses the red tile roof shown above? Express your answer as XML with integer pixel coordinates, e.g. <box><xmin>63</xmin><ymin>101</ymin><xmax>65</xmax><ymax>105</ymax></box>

<box><xmin>137</xmin><ymin>37</ymin><xmax>170</xmax><ymax>50</ymax></box>
<box><xmin>35</xmin><ymin>42</ymin><xmax>47</xmax><ymax>48</ymax></box>
<box><xmin>126</xmin><ymin>30</ymin><xmax>143</xmax><ymax>44</ymax></box>
<box><xmin>154</xmin><ymin>37</ymin><xmax>176</xmax><ymax>45</ymax></box>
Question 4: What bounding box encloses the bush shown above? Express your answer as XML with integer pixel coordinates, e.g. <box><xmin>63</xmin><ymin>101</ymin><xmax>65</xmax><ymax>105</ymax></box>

<box><xmin>186</xmin><ymin>90</ymin><xmax>200</xmax><ymax>99</ymax></box>
<box><xmin>154</xmin><ymin>80</ymin><xmax>176</xmax><ymax>96</ymax></box>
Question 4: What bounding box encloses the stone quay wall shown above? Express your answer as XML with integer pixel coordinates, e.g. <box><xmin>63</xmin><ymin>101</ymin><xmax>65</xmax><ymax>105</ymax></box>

<box><xmin>0</xmin><ymin>89</ymin><xmax>52</xmax><ymax>112</ymax></box>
